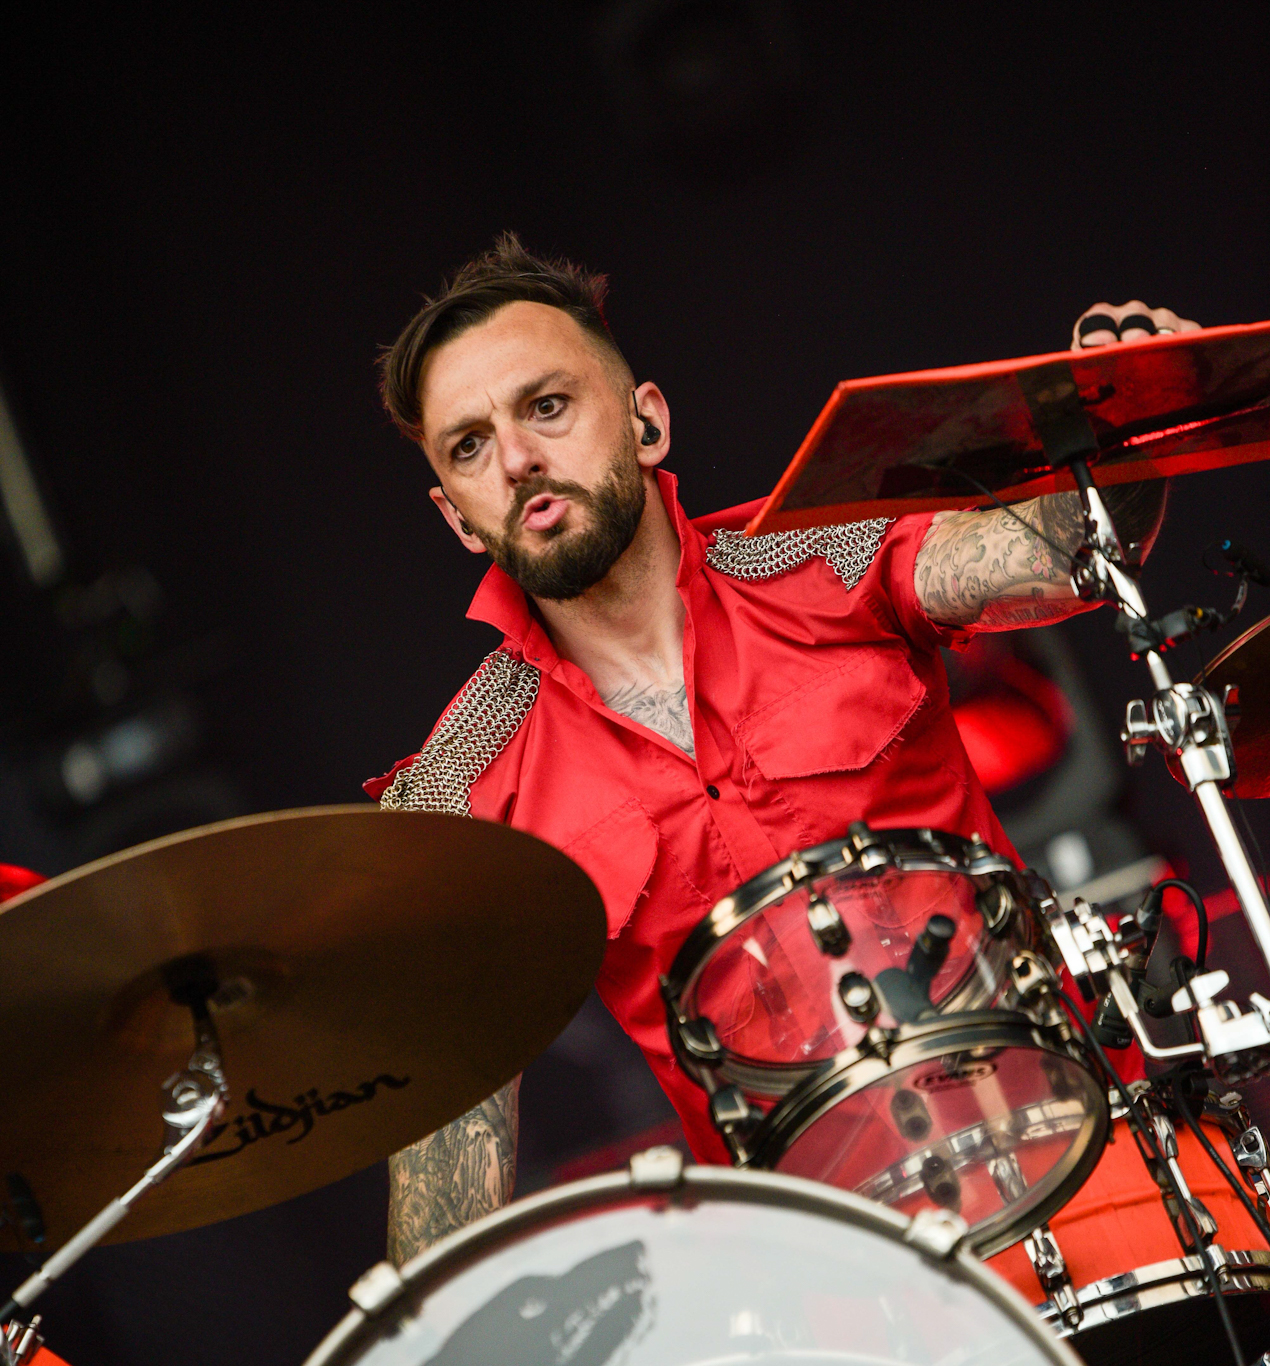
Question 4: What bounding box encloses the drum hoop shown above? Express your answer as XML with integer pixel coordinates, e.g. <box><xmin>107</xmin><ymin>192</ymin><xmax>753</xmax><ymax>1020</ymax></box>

<box><xmin>1039</xmin><ymin>1246</ymin><xmax>1270</xmax><ymax>1336</ymax></box>
<box><xmin>663</xmin><ymin>827</ymin><xmax>1021</xmax><ymax>1008</ymax></box>
<box><xmin>716</xmin><ymin>1008</ymin><xmax>1038</xmax><ymax>1096</ymax></box>
<box><xmin>748</xmin><ymin>1015</ymin><xmax>1111</xmax><ymax>1258</ymax></box>
<box><xmin>302</xmin><ymin>1163</ymin><xmax>1085</xmax><ymax>1366</ymax></box>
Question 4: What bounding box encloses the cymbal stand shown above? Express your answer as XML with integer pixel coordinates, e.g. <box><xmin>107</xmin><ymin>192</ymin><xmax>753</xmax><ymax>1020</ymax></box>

<box><xmin>1065</xmin><ymin>455</ymin><xmax>1270</xmax><ymax>975</ymax></box>
<box><xmin>0</xmin><ymin>971</ymin><xmax>228</xmax><ymax>1325</ymax></box>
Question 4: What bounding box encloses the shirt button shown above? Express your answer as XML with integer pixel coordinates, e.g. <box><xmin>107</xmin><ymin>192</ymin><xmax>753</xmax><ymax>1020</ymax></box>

<box><xmin>706</xmin><ymin>784</ymin><xmax>720</xmax><ymax>800</ymax></box>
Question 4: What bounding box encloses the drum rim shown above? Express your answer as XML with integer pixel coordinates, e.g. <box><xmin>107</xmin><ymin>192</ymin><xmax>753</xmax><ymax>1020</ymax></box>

<box><xmin>303</xmin><ymin>1160</ymin><xmax>1084</xmax><ymax>1366</ymax></box>
<box><xmin>663</xmin><ymin>826</ymin><xmax>1018</xmax><ymax>1005</ymax></box>
<box><xmin>749</xmin><ymin>1014</ymin><xmax>1111</xmax><ymax>1259</ymax></box>
<box><xmin>1039</xmin><ymin>1246</ymin><xmax>1270</xmax><ymax>1336</ymax></box>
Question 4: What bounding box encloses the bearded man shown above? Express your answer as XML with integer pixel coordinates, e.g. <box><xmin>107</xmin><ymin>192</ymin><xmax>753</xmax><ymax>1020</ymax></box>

<box><xmin>365</xmin><ymin>234</ymin><xmax>1192</xmax><ymax>1264</ymax></box>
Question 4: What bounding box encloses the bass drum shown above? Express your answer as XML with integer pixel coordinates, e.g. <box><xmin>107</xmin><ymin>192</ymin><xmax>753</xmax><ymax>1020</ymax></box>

<box><xmin>990</xmin><ymin>1115</ymin><xmax>1270</xmax><ymax>1365</ymax></box>
<box><xmin>305</xmin><ymin>1151</ymin><xmax>1081</xmax><ymax>1366</ymax></box>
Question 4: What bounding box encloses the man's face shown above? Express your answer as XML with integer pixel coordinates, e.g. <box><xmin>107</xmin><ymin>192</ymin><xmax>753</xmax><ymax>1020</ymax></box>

<box><xmin>420</xmin><ymin>301</ymin><xmax>662</xmax><ymax>600</ymax></box>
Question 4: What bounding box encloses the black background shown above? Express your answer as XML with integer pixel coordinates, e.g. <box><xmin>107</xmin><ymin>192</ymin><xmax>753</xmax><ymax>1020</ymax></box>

<box><xmin>2</xmin><ymin>4</ymin><xmax>1270</xmax><ymax>1362</ymax></box>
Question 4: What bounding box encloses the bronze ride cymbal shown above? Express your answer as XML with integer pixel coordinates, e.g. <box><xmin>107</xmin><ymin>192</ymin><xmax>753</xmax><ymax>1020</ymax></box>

<box><xmin>0</xmin><ymin>807</ymin><xmax>605</xmax><ymax>1250</ymax></box>
<box><xmin>1203</xmin><ymin>615</ymin><xmax>1270</xmax><ymax>800</ymax></box>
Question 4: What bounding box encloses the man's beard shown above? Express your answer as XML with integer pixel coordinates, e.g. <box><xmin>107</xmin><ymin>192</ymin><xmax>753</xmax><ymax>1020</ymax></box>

<box><xmin>475</xmin><ymin>440</ymin><xmax>647</xmax><ymax>601</ymax></box>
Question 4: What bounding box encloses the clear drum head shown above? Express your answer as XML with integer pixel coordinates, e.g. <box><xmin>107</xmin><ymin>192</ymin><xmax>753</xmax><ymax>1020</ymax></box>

<box><xmin>759</xmin><ymin>1024</ymin><xmax>1109</xmax><ymax>1256</ymax></box>
<box><xmin>307</xmin><ymin>1166</ymin><xmax>1079</xmax><ymax>1366</ymax></box>
<box><xmin>684</xmin><ymin>857</ymin><xmax>1026</xmax><ymax>1076</ymax></box>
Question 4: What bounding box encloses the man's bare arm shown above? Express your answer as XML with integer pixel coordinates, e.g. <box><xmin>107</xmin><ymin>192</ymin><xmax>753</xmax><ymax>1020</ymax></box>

<box><xmin>914</xmin><ymin>479</ymin><xmax>1167</xmax><ymax>629</ymax></box>
<box><xmin>386</xmin><ymin>1077</ymin><xmax>519</xmax><ymax>1267</ymax></box>
<box><xmin>915</xmin><ymin>297</ymin><xmax>1196</xmax><ymax>631</ymax></box>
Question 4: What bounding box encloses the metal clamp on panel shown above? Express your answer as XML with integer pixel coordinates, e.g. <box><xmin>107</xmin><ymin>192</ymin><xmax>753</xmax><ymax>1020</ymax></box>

<box><xmin>629</xmin><ymin>1146</ymin><xmax>686</xmax><ymax>1191</ymax></box>
<box><xmin>845</xmin><ymin>821</ymin><xmax>893</xmax><ymax>872</ymax></box>
<box><xmin>708</xmin><ymin>1085</ymin><xmax>760</xmax><ymax>1163</ymax></box>
<box><xmin>677</xmin><ymin>1016</ymin><xmax>725</xmax><ymax>1066</ymax></box>
<box><xmin>1120</xmin><ymin>683</ymin><xmax>1236</xmax><ymax>791</ymax></box>
<box><xmin>1172</xmin><ymin>976</ymin><xmax>1270</xmax><ymax>1079</ymax></box>
<box><xmin>1</xmin><ymin>1316</ymin><xmax>45</xmax><ymax>1366</ymax></box>
<box><xmin>903</xmin><ymin>1207</ymin><xmax>968</xmax><ymax>1259</ymax></box>
<box><xmin>348</xmin><ymin>1261</ymin><xmax>404</xmax><ymax>1317</ymax></box>
<box><xmin>1233</xmin><ymin>1126</ymin><xmax>1270</xmax><ymax>1215</ymax></box>
<box><xmin>1023</xmin><ymin>1224</ymin><xmax>1082</xmax><ymax>1329</ymax></box>
<box><xmin>1044</xmin><ymin>897</ymin><xmax>1121</xmax><ymax>1002</ymax></box>
<box><xmin>806</xmin><ymin>894</ymin><xmax>851</xmax><ymax>956</ymax></box>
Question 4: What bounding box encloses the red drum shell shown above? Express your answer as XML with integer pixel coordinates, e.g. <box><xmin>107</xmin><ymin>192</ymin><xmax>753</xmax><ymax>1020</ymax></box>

<box><xmin>989</xmin><ymin>1117</ymin><xmax>1270</xmax><ymax>1294</ymax></box>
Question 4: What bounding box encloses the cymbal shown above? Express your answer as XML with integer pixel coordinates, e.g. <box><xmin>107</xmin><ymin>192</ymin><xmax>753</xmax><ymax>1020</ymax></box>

<box><xmin>0</xmin><ymin>807</ymin><xmax>605</xmax><ymax>1250</ymax></box>
<box><xmin>749</xmin><ymin>320</ymin><xmax>1270</xmax><ymax>533</ymax></box>
<box><xmin>1202</xmin><ymin>615</ymin><xmax>1270</xmax><ymax>800</ymax></box>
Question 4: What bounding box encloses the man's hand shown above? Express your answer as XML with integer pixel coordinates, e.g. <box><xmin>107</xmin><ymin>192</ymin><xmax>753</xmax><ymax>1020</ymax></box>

<box><xmin>1070</xmin><ymin>299</ymin><xmax>1200</xmax><ymax>350</ymax></box>
<box><xmin>915</xmin><ymin>301</ymin><xmax>1185</xmax><ymax>628</ymax></box>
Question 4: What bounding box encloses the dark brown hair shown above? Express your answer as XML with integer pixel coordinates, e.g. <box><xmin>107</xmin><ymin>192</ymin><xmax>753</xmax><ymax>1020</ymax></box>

<box><xmin>380</xmin><ymin>232</ymin><xmax>631</xmax><ymax>443</ymax></box>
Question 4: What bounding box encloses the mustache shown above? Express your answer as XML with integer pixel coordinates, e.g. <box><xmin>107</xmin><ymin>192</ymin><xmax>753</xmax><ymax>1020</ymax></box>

<box><xmin>505</xmin><ymin>477</ymin><xmax>593</xmax><ymax>535</ymax></box>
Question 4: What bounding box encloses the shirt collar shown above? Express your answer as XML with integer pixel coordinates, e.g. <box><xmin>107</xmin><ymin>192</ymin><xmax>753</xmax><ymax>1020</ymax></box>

<box><xmin>466</xmin><ymin>468</ymin><xmax>706</xmax><ymax>652</ymax></box>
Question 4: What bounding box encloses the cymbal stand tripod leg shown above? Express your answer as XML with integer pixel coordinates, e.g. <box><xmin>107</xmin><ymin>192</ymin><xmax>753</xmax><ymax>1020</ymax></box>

<box><xmin>1067</xmin><ymin>455</ymin><xmax>1270</xmax><ymax>976</ymax></box>
<box><xmin>0</xmin><ymin>964</ymin><xmax>228</xmax><ymax>1324</ymax></box>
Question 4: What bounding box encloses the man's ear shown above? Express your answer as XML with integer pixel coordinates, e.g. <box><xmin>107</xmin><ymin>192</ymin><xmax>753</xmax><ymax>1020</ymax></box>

<box><xmin>429</xmin><ymin>485</ymin><xmax>488</xmax><ymax>554</ymax></box>
<box><xmin>631</xmin><ymin>382</ymin><xmax>670</xmax><ymax>469</ymax></box>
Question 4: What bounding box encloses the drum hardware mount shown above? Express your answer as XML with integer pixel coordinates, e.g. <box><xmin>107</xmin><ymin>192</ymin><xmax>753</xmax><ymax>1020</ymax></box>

<box><xmin>838</xmin><ymin>971</ymin><xmax>881</xmax><ymax>1024</ymax></box>
<box><xmin>1009</xmin><ymin>950</ymin><xmax>1074</xmax><ymax>1038</ymax></box>
<box><xmin>1</xmin><ymin>1314</ymin><xmax>44</xmax><ymax>1366</ymax></box>
<box><xmin>0</xmin><ymin>955</ymin><xmax>229</xmax><ymax>1326</ymax></box>
<box><xmin>1064</xmin><ymin>452</ymin><xmax>1270</xmax><ymax>975</ymax></box>
<box><xmin>1233</xmin><ymin>1125</ymin><xmax>1270</xmax><ymax>1217</ymax></box>
<box><xmin>1140</xmin><ymin>1096</ymin><xmax>1220</xmax><ymax>1253</ymax></box>
<box><xmin>1046</xmin><ymin>893</ymin><xmax>1270</xmax><ymax>1080</ymax></box>
<box><xmin>1023</xmin><ymin>1224</ymin><xmax>1082</xmax><ymax>1330</ymax></box>
<box><xmin>902</xmin><ymin>1206</ymin><xmax>970</xmax><ymax>1259</ymax></box>
<box><xmin>806</xmin><ymin>892</ymin><xmax>850</xmax><ymax>956</ymax></box>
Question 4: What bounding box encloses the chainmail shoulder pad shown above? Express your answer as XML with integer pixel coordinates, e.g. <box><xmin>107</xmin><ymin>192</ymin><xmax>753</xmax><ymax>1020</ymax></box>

<box><xmin>705</xmin><ymin>518</ymin><xmax>892</xmax><ymax>589</ymax></box>
<box><xmin>378</xmin><ymin>648</ymin><xmax>540</xmax><ymax>816</ymax></box>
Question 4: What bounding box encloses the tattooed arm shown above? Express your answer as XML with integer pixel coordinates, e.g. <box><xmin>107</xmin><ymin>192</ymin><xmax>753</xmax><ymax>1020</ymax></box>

<box><xmin>914</xmin><ymin>479</ymin><xmax>1167</xmax><ymax>630</ymax></box>
<box><xmin>914</xmin><ymin>297</ymin><xmax>1195</xmax><ymax>630</ymax></box>
<box><xmin>386</xmin><ymin>1077</ymin><xmax>519</xmax><ymax>1266</ymax></box>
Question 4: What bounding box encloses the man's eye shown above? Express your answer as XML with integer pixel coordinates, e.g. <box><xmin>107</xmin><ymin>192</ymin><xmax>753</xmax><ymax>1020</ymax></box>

<box><xmin>454</xmin><ymin>434</ymin><xmax>480</xmax><ymax>459</ymax></box>
<box><xmin>534</xmin><ymin>395</ymin><xmax>565</xmax><ymax>417</ymax></box>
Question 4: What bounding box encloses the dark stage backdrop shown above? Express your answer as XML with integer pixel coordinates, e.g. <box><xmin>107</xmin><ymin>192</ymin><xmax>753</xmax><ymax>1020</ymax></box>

<box><xmin>2</xmin><ymin>5</ymin><xmax>1269</xmax><ymax>1363</ymax></box>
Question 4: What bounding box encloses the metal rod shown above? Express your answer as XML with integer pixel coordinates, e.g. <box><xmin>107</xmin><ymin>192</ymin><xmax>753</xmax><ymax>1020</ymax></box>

<box><xmin>1073</xmin><ymin>462</ymin><xmax>1270</xmax><ymax>978</ymax></box>
<box><xmin>2</xmin><ymin>1002</ymin><xmax>226</xmax><ymax>1322</ymax></box>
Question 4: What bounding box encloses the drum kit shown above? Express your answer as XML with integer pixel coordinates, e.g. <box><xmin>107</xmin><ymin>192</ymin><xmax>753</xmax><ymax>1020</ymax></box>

<box><xmin>4</xmin><ymin>324</ymin><xmax>1270</xmax><ymax>1365</ymax></box>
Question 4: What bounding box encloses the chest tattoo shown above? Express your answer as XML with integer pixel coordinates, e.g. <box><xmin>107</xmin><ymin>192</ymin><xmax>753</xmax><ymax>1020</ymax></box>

<box><xmin>602</xmin><ymin>680</ymin><xmax>696</xmax><ymax>758</ymax></box>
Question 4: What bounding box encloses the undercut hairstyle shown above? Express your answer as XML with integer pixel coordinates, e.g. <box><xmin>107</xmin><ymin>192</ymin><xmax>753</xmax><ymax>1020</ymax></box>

<box><xmin>380</xmin><ymin>232</ymin><xmax>633</xmax><ymax>443</ymax></box>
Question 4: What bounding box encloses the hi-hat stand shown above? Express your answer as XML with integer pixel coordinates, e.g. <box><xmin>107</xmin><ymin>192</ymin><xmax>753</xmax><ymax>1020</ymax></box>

<box><xmin>0</xmin><ymin>958</ymin><xmax>228</xmax><ymax>1333</ymax></box>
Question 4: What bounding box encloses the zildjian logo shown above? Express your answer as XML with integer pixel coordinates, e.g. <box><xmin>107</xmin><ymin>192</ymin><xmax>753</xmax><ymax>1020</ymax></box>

<box><xmin>190</xmin><ymin>1074</ymin><xmax>411</xmax><ymax>1164</ymax></box>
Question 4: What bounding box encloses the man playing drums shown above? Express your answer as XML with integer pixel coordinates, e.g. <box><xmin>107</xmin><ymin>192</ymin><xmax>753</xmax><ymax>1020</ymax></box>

<box><xmin>364</xmin><ymin>235</ymin><xmax>1192</xmax><ymax>1264</ymax></box>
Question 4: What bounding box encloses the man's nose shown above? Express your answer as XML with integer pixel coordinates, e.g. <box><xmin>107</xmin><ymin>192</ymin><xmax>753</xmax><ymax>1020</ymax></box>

<box><xmin>498</xmin><ymin>425</ymin><xmax>546</xmax><ymax>484</ymax></box>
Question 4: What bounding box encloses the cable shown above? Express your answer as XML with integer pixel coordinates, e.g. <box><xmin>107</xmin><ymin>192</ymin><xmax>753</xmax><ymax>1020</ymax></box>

<box><xmin>1169</xmin><ymin>1074</ymin><xmax>1270</xmax><ymax>1246</ymax></box>
<box><xmin>1143</xmin><ymin>877</ymin><xmax>1209</xmax><ymax>971</ymax></box>
<box><xmin>911</xmin><ymin>462</ymin><xmax>1077</xmax><ymax>567</ymax></box>
<box><xmin>1056</xmin><ymin>988</ymin><xmax>1246</xmax><ymax>1366</ymax></box>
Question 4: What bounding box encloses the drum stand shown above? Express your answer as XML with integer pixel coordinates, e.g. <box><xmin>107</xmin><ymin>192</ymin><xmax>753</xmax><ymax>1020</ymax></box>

<box><xmin>0</xmin><ymin>957</ymin><xmax>228</xmax><ymax>1334</ymax></box>
<box><xmin>1070</xmin><ymin>457</ymin><xmax>1270</xmax><ymax>959</ymax></box>
<box><xmin>1042</xmin><ymin>457</ymin><xmax>1270</xmax><ymax>1079</ymax></box>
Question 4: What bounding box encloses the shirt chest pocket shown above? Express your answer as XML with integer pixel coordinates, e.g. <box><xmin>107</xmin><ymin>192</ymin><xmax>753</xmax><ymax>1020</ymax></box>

<box><xmin>561</xmin><ymin>798</ymin><xmax>660</xmax><ymax>940</ymax></box>
<box><xmin>735</xmin><ymin>643</ymin><xmax>926</xmax><ymax>779</ymax></box>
